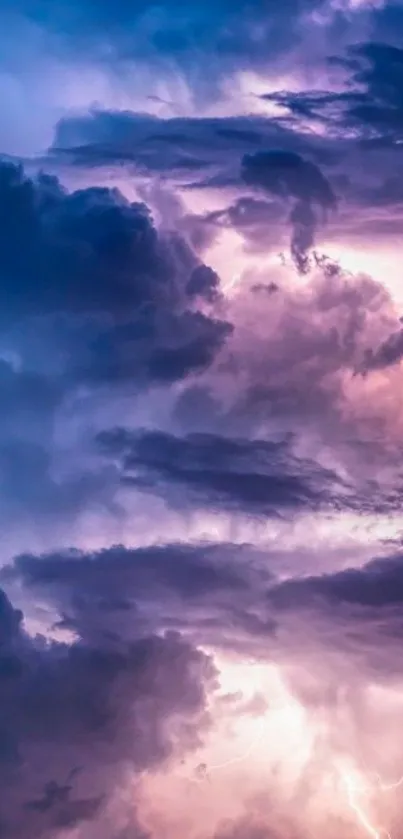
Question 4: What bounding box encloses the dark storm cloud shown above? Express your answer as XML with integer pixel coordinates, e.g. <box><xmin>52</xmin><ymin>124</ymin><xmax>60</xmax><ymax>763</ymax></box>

<box><xmin>95</xmin><ymin>428</ymin><xmax>346</xmax><ymax>516</ymax></box>
<box><xmin>95</xmin><ymin>426</ymin><xmax>403</xmax><ymax>519</ymax></box>
<box><xmin>52</xmin><ymin>111</ymin><xmax>328</xmax><ymax>263</ymax></box>
<box><xmin>0</xmin><ymin>159</ymin><xmax>208</xmax><ymax>317</ymax></box>
<box><xmin>260</xmin><ymin>88</ymin><xmax>364</xmax><ymax>140</ymax></box>
<box><xmin>186</xmin><ymin>265</ymin><xmax>220</xmax><ymax>302</ymax></box>
<box><xmin>241</xmin><ymin>151</ymin><xmax>336</xmax><ymax>208</ymax></box>
<box><xmin>338</xmin><ymin>42</ymin><xmax>403</xmax><ymax>139</ymax></box>
<box><xmin>54</xmin><ymin>106</ymin><xmax>403</xmax><ymax>265</ymax></box>
<box><xmin>24</xmin><ymin>777</ymin><xmax>103</xmax><ymax>834</ymax></box>
<box><xmin>50</xmin><ymin>110</ymin><xmax>337</xmax><ymax>184</ymax></box>
<box><xmin>270</xmin><ymin>552</ymin><xmax>403</xmax><ymax>610</ymax></box>
<box><xmin>3</xmin><ymin>535</ymin><xmax>403</xmax><ymax>839</ymax></box>
<box><xmin>241</xmin><ymin>151</ymin><xmax>336</xmax><ymax>272</ymax></box>
<box><xmin>5</xmin><ymin>542</ymin><xmax>267</xmax><ymax>646</ymax></box>
<box><xmin>265</xmin><ymin>41</ymin><xmax>403</xmax><ymax>144</ymax></box>
<box><xmin>246</xmin><ymin>41</ymin><xmax>403</xmax><ymax>244</ymax></box>
<box><xmin>0</xmin><ymin>160</ymin><xmax>232</xmax><ymax>529</ymax></box>
<box><xmin>0</xmin><ymin>583</ymin><xmax>215</xmax><ymax>838</ymax></box>
<box><xmin>67</xmin><ymin>309</ymin><xmax>231</xmax><ymax>386</ymax></box>
<box><xmin>263</xmin><ymin>552</ymin><xmax>403</xmax><ymax>678</ymax></box>
<box><xmin>0</xmin><ymin>159</ymin><xmax>230</xmax><ymax>380</ymax></box>
<box><xmin>10</xmin><ymin>542</ymin><xmax>251</xmax><ymax>604</ymax></box>
<box><xmin>46</xmin><ymin>77</ymin><xmax>403</xmax><ymax>255</ymax></box>
<box><xmin>10</xmin><ymin>538</ymin><xmax>403</xmax><ymax>688</ymax></box>
<box><xmin>2</xmin><ymin>3</ymin><xmax>403</xmax><ymax>837</ymax></box>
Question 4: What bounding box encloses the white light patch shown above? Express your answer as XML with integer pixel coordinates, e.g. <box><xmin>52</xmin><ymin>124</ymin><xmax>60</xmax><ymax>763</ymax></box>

<box><xmin>322</xmin><ymin>243</ymin><xmax>403</xmax><ymax>310</ymax></box>
<box><xmin>187</xmin><ymin>654</ymin><xmax>315</xmax><ymax>789</ymax></box>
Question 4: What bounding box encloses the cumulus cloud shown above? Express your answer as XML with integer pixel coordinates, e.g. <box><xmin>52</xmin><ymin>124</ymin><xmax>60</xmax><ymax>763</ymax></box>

<box><xmin>0</xmin><ymin>582</ymin><xmax>215</xmax><ymax>839</ymax></box>
<box><xmin>0</xmin><ymin>160</ymin><xmax>232</xmax><ymax>529</ymax></box>
<box><xmin>0</xmin><ymin>160</ymin><xmax>224</xmax><ymax>321</ymax></box>
<box><xmin>175</xmin><ymin>259</ymin><xmax>398</xmax><ymax>441</ymax></box>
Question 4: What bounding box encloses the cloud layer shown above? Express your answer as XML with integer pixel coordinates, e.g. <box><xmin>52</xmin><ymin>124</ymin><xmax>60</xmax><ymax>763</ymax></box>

<box><xmin>2</xmin><ymin>1</ymin><xmax>403</xmax><ymax>837</ymax></box>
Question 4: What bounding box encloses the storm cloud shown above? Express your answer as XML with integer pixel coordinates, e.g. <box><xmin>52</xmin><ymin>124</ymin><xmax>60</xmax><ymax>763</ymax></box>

<box><xmin>2</xmin><ymin>1</ymin><xmax>403</xmax><ymax>838</ymax></box>
<box><xmin>95</xmin><ymin>428</ymin><xmax>347</xmax><ymax>516</ymax></box>
<box><xmin>0</xmin><ymin>582</ymin><xmax>215</xmax><ymax>839</ymax></box>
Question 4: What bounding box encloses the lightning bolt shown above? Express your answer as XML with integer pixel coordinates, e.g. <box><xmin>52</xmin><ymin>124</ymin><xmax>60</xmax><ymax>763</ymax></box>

<box><xmin>342</xmin><ymin>772</ymin><xmax>390</xmax><ymax>839</ymax></box>
<box><xmin>340</xmin><ymin>767</ymin><xmax>403</xmax><ymax>839</ymax></box>
<box><xmin>194</xmin><ymin>718</ymin><xmax>267</xmax><ymax>780</ymax></box>
<box><xmin>374</xmin><ymin>773</ymin><xmax>403</xmax><ymax>793</ymax></box>
<box><xmin>195</xmin><ymin>727</ymin><xmax>401</xmax><ymax>839</ymax></box>
<box><xmin>190</xmin><ymin>659</ymin><xmax>402</xmax><ymax>839</ymax></box>
<box><xmin>208</xmin><ymin>724</ymin><xmax>266</xmax><ymax>770</ymax></box>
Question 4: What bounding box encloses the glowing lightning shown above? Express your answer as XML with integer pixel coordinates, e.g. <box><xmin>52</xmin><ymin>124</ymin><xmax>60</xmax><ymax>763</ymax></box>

<box><xmin>190</xmin><ymin>659</ymin><xmax>402</xmax><ymax>839</ymax></box>
<box><xmin>194</xmin><ymin>719</ymin><xmax>267</xmax><ymax>780</ymax></box>
<box><xmin>343</xmin><ymin>773</ymin><xmax>385</xmax><ymax>839</ymax></box>
<box><xmin>374</xmin><ymin>773</ymin><xmax>403</xmax><ymax>793</ymax></box>
<box><xmin>341</xmin><ymin>769</ymin><xmax>401</xmax><ymax>839</ymax></box>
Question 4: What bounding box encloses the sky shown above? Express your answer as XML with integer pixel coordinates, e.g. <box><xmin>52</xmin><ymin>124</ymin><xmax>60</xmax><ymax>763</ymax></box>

<box><xmin>3</xmin><ymin>1</ymin><xmax>403</xmax><ymax>838</ymax></box>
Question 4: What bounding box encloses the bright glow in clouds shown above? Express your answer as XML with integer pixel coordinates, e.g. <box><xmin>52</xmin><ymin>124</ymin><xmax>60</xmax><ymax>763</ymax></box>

<box><xmin>323</xmin><ymin>244</ymin><xmax>403</xmax><ymax>308</ymax></box>
<box><xmin>136</xmin><ymin>657</ymin><xmax>403</xmax><ymax>839</ymax></box>
<box><xmin>199</xmin><ymin>654</ymin><xmax>312</xmax><ymax>779</ymax></box>
<box><xmin>339</xmin><ymin>762</ymin><xmax>403</xmax><ymax>839</ymax></box>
